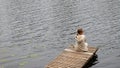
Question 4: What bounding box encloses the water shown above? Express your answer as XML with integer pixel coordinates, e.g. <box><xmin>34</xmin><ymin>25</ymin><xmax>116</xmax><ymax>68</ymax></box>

<box><xmin>0</xmin><ymin>0</ymin><xmax>120</xmax><ymax>68</ymax></box>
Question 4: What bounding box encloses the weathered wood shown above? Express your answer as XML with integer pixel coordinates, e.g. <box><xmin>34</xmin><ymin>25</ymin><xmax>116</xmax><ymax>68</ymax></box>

<box><xmin>46</xmin><ymin>46</ymin><xmax>98</xmax><ymax>68</ymax></box>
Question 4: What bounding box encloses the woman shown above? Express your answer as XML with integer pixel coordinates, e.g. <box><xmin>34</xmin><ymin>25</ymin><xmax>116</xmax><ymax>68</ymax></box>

<box><xmin>65</xmin><ymin>28</ymin><xmax>88</xmax><ymax>52</ymax></box>
<box><xmin>74</xmin><ymin>28</ymin><xmax>88</xmax><ymax>52</ymax></box>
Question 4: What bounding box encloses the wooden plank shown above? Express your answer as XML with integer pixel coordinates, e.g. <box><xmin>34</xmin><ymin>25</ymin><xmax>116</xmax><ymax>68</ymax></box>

<box><xmin>46</xmin><ymin>46</ymin><xmax>98</xmax><ymax>68</ymax></box>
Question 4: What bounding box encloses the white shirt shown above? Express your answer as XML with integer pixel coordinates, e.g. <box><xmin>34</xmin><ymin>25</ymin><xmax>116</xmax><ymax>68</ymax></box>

<box><xmin>74</xmin><ymin>34</ymin><xmax>88</xmax><ymax>51</ymax></box>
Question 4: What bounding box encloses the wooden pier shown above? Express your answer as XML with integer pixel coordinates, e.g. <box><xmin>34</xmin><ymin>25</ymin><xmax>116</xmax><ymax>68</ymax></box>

<box><xmin>46</xmin><ymin>46</ymin><xmax>98</xmax><ymax>68</ymax></box>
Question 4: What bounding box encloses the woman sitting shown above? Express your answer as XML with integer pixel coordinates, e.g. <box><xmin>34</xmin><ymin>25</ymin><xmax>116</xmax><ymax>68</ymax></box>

<box><xmin>74</xmin><ymin>28</ymin><xmax>88</xmax><ymax>52</ymax></box>
<box><xmin>65</xmin><ymin>28</ymin><xmax>88</xmax><ymax>52</ymax></box>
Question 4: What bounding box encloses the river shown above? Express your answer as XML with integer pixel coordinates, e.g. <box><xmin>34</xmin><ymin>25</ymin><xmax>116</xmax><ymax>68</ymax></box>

<box><xmin>0</xmin><ymin>0</ymin><xmax>120</xmax><ymax>68</ymax></box>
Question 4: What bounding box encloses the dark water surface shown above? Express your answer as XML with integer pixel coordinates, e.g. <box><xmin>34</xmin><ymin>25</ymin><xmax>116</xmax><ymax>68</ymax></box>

<box><xmin>0</xmin><ymin>0</ymin><xmax>120</xmax><ymax>68</ymax></box>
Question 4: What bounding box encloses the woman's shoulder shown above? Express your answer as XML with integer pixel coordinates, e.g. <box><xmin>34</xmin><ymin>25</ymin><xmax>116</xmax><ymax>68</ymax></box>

<box><xmin>79</xmin><ymin>35</ymin><xmax>85</xmax><ymax>37</ymax></box>
<box><xmin>77</xmin><ymin>34</ymin><xmax>85</xmax><ymax>38</ymax></box>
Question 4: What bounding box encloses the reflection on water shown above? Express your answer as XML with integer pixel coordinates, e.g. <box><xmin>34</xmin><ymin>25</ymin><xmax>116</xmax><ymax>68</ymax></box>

<box><xmin>0</xmin><ymin>0</ymin><xmax>120</xmax><ymax>68</ymax></box>
<box><xmin>83</xmin><ymin>54</ymin><xmax>98</xmax><ymax>68</ymax></box>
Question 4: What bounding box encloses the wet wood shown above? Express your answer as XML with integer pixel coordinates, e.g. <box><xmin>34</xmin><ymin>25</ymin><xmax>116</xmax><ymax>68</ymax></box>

<box><xmin>46</xmin><ymin>46</ymin><xmax>98</xmax><ymax>68</ymax></box>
